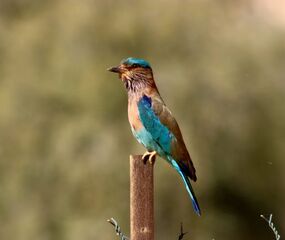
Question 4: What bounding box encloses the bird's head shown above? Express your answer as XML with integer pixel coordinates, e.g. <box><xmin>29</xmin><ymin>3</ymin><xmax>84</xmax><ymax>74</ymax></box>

<box><xmin>108</xmin><ymin>57</ymin><xmax>155</xmax><ymax>92</ymax></box>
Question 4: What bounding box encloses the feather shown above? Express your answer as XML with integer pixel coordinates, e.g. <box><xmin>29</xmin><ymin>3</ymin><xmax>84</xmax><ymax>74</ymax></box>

<box><xmin>136</xmin><ymin>94</ymin><xmax>201</xmax><ymax>215</ymax></box>
<box><xmin>137</xmin><ymin>95</ymin><xmax>173</xmax><ymax>155</ymax></box>
<box><xmin>138</xmin><ymin>94</ymin><xmax>197</xmax><ymax>181</ymax></box>
<box><xmin>170</xmin><ymin>158</ymin><xmax>201</xmax><ymax>216</ymax></box>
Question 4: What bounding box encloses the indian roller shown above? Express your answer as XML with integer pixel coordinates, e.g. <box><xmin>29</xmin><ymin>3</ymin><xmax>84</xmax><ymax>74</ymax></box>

<box><xmin>108</xmin><ymin>57</ymin><xmax>201</xmax><ymax>215</ymax></box>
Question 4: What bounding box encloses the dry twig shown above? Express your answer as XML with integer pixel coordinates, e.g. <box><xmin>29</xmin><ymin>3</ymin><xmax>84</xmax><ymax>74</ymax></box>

<box><xmin>178</xmin><ymin>222</ymin><xmax>188</xmax><ymax>240</ymax></box>
<box><xmin>107</xmin><ymin>218</ymin><xmax>129</xmax><ymax>240</ymax></box>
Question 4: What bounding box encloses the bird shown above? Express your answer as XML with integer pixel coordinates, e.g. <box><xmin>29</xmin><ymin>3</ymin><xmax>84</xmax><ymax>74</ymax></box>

<box><xmin>108</xmin><ymin>57</ymin><xmax>201</xmax><ymax>215</ymax></box>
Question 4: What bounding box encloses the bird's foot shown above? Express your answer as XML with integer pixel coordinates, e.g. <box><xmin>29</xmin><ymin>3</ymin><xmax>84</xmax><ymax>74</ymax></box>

<box><xmin>142</xmin><ymin>151</ymin><xmax>157</xmax><ymax>165</ymax></box>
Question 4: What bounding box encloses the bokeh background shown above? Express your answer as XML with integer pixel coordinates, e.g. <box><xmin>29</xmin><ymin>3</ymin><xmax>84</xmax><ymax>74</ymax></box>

<box><xmin>0</xmin><ymin>0</ymin><xmax>284</xmax><ymax>239</ymax></box>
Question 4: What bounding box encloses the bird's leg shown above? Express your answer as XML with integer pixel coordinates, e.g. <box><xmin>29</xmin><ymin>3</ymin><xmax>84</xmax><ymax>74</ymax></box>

<box><xmin>148</xmin><ymin>151</ymin><xmax>157</xmax><ymax>165</ymax></box>
<box><xmin>142</xmin><ymin>151</ymin><xmax>157</xmax><ymax>165</ymax></box>
<box><xmin>142</xmin><ymin>151</ymin><xmax>151</xmax><ymax>164</ymax></box>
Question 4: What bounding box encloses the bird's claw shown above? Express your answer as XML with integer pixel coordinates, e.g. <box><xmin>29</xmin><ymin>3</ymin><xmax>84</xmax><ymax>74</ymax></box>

<box><xmin>142</xmin><ymin>151</ymin><xmax>157</xmax><ymax>165</ymax></box>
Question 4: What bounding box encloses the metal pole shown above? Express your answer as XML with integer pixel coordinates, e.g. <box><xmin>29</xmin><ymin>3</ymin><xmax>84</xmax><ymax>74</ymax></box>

<box><xmin>130</xmin><ymin>155</ymin><xmax>154</xmax><ymax>240</ymax></box>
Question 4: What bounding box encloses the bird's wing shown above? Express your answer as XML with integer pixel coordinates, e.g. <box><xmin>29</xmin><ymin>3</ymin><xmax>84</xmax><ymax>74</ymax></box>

<box><xmin>137</xmin><ymin>94</ymin><xmax>197</xmax><ymax>181</ymax></box>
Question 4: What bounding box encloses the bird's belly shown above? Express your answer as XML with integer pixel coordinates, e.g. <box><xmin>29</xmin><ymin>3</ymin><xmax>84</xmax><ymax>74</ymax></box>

<box><xmin>131</xmin><ymin>126</ymin><xmax>165</xmax><ymax>157</ymax></box>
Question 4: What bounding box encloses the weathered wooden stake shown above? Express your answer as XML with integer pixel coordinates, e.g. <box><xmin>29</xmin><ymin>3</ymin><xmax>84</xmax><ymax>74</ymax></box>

<box><xmin>130</xmin><ymin>155</ymin><xmax>154</xmax><ymax>240</ymax></box>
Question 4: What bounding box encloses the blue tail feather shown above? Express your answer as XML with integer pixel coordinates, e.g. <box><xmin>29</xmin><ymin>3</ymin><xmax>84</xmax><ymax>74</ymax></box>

<box><xmin>170</xmin><ymin>158</ymin><xmax>201</xmax><ymax>216</ymax></box>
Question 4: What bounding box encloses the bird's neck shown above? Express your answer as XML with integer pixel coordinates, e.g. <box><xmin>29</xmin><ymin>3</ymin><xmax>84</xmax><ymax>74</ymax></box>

<box><xmin>128</xmin><ymin>85</ymin><xmax>159</xmax><ymax>101</ymax></box>
<box><xmin>122</xmin><ymin>71</ymin><xmax>159</xmax><ymax>97</ymax></box>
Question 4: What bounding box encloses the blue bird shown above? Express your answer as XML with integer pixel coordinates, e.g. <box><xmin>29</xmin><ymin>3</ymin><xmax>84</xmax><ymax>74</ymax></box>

<box><xmin>108</xmin><ymin>57</ymin><xmax>201</xmax><ymax>215</ymax></box>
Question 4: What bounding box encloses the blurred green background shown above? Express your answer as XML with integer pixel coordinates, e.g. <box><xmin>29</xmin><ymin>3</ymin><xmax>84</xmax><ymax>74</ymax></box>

<box><xmin>0</xmin><ymin>0</ymin><xmax>284</xmax><ymax>239</ymax></box>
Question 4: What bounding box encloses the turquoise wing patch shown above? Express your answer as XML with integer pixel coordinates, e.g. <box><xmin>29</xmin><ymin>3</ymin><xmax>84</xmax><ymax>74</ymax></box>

<box><xmin>137</xmin><ymin>95</ymin><xmax>174</xmax><ymax>154</ymax></box>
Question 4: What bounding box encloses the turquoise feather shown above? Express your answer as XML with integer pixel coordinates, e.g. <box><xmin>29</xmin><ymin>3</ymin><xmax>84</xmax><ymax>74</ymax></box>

<box><xmin>121</xmin><ymin>57</ymin><xmax>151</xmax><ymax>68</ymax></box>
<box><xmin>137</xmin><ymin>95</ymin><xmax>173</xmax><ymax>156</ymax></box>
<box><xmin>170</xmin><ymin>158</ymin><xmax>201</xmax><ymax>215</ymax></box>
<box><xmin>136</xmin><ymin>94</ymin><xmax>201</xmax><ymax>215</ymax></box>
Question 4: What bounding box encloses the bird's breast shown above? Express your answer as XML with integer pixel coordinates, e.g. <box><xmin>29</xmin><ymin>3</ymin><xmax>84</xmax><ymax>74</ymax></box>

<box><xmin>128</xmin><ymin>99</ymin><xmax>143</xmax><ymax>132</ymax></box>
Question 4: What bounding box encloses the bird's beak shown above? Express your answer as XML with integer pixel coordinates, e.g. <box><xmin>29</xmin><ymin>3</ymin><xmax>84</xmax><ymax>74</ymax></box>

<box><xmin>107</xmin><ymin>65</ymin><xmax>123</xmax><ymax>73</ymax></box>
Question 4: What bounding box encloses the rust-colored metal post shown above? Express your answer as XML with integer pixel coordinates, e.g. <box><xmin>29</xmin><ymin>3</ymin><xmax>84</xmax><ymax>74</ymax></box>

<box><xmin>130</xmin><ymin>155</ymin><xmax>154</xmax><ymax>240</ymax></box>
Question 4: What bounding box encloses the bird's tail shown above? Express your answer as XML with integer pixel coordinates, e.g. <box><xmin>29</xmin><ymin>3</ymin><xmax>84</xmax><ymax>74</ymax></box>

<box><xmin>169</xmin><ymin>157</ymin><xmax>201</xmax><ymax>216</ymax></box>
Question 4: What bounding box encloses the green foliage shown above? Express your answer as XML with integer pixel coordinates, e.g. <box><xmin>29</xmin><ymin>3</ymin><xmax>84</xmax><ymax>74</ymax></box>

<box><xmin>0</xmin><ymin>1</ymin><xmax>284</xmax><ymax>239</ymax></box>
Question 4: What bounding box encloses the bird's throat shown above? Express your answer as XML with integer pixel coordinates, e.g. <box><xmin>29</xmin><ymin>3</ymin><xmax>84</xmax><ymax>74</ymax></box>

<box><xmin>122</xmin><ymin>72</ymin><xmax>156</xmax><ymax>94</ymax></box>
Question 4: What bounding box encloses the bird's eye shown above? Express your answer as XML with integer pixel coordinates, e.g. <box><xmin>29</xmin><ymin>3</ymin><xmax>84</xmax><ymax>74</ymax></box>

<box><xmin>132</xmin><ymin>64</ymin><xmax>139</xmax><ymax>68</ymax></box>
